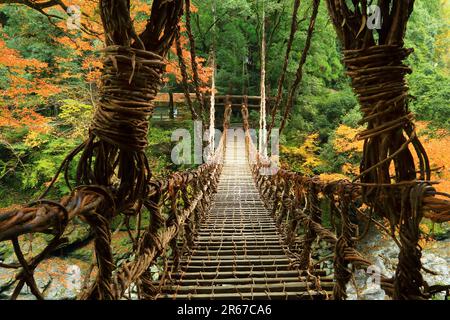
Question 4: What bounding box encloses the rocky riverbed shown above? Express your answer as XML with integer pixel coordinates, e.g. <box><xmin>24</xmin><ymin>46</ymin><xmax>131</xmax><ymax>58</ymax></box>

<box><xmin>0</xmin><ymin>228</ymin><xmax>139</xmax><ymax>300</ymax></box>
<box><xmin>1</xmin><ymin>224</ymin><xmax>448</xmax><ymax>300</ymax></box>
<box><xmin>345</xmin><ymin>225</ymin><xmax>450</xmax><ymax>300</ymax></box>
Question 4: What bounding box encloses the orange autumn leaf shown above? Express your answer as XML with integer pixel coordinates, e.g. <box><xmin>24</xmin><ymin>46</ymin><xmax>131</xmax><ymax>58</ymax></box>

<box><xmin>333</xmin><ymin>124</ymin><xmax>364</xmax><ymax>154</ymax></box>
<box><xmin>414</xmin><ymin>121</ymin><xmax>450</xmax><ymax>195</ymax></box>
<box><xmin>0</xmin><ymin>106</ymin><xmax>50</xmax><ymax>134</ymax></box>
<box><xmin>165</xmin><ymin>22</ymin><xmax>213</xmax><ymax>92</ymax></box>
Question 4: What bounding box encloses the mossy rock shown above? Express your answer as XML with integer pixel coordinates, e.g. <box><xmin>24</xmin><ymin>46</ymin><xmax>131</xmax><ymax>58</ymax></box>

<box><xmin>68</xmin><ymin>247</ymin><xmax>93</xmax><ymax>262</ymax></box>
<box><xmin>0</xmin><ymin>242</ymin><xmax>14</xmax><ymax>261</ymax></box>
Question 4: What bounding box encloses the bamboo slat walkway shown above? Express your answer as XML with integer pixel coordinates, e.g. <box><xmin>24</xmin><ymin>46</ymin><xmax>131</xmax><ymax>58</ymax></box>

<box><xmin>155</xmin><ymin>131</ymin><xmax>331</xmax><ymax>299</ymax></box>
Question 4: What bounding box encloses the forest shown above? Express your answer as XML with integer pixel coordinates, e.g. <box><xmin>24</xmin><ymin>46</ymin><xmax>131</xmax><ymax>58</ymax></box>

<box><xmin>0</xmin><ymin>0</ymin><xmax>449</xmax><ymax>301</ymax></box>
<box><xmin>1</xmin><ymin>1</ymin><xmax>448</xmax><ymax>205</ymax></box>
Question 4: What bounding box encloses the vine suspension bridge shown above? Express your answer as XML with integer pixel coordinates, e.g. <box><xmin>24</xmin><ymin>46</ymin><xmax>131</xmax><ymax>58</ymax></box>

<box><xmin>155</xmin><ymin>114</ymin><xmax>333</xmax><ymax>300</ymax></box>
<box><xmin>0</xmin><ymin>0</ymin><xmax>449</xmax><ymax>301</ymax></box>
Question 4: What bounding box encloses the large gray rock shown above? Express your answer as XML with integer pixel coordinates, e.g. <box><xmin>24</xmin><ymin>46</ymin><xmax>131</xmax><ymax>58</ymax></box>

<box><xmin>346</xmin><ymin>267</ymin><xmax>387</xmax><ymax>300</ymax></box>
<box><xmin>349</xmin><ymin>224</ymin><xmax>450</xmax><ymax>300</ymax></box>
<box><xmin>0</xmin><ymin>260</ymin><xmax>85</xmax><ymax>300</ymax></box>
<box><xmin>44</xmin><ymin>264</ymin><xmax>83</xmax><ymax>300</ymax></box>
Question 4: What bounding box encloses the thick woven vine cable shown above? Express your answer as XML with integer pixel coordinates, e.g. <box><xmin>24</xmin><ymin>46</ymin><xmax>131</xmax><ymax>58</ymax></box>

<box><xmin>209</xmin><ymin>55</ymin><xmax>216</xmax><ymax>158</ymax></box>
<box><xmin>332</xmin><ymin>193</ymin><xmax>356</xmax><ymax>300</ymax></box>
<box><xmin>393</xmin><ymin>183</ymin><xmax>429</xmax><ymax>300</ymax></box>
<box><xmin>295</xmin><ymin>180</ymin><xmax>322</xmax><ymax>269</ymax></box>
<box><xmin>76</xmin><ymin>45</ymin><xmax>165</xmax><ymax>213</ymax></box>
<box><xmin>343</xmin><ymin>45</ymin><xmax>430</xmax><ymax>222</ymax></box>
<box><xmin>79</xmin><ymin>203</ymin><xmax>115</xmax><ymax>299</ymax></box>
<box><xmin>91</xmin><ymin>46</ymin><xmax>164</xmax><ymax>151</ymax></box>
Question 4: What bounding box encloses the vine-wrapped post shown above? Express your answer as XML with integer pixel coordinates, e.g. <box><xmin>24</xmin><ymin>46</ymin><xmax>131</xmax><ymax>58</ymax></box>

<box><xmin>136</xmin><ymin>183</ymin><xmax>163</xmax><ymax>299</ymax></box>
<box><xmin>223</xmin><ymin>95</ymin><xmax>232</xmax><ymax>131</ymax></box>
<box><xmin>68</xmin><ymin>0</ymin><xmax>184</xmax><ymax>299</ymax></box>
<box><xmin>276</xmin><ymin>177</ymin><xmax>293</xmax><ymax>228</ymax></box>
<box><xmin>241</xmin><ymin>99</ymin><xmax>250</xmax><ymax>158</ymax></box>
<box><xmin>325</xmin><ymin>0</ymin><xmax>431</xmax><ymax>299</ymax></box>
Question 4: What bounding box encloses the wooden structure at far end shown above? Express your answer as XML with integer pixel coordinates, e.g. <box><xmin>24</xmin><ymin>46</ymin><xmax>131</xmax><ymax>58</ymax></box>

<box><xmin>153</xmin><ymin>93</ymin><xmax>274</xmax><ymax>124</ymax></box>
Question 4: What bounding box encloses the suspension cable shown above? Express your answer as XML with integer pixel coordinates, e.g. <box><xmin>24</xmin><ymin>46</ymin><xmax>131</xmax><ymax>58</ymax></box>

<box><xmin>208</xmin><ymin>0</ymin><xmax>217</xmax><ymax>159</ymax></box>
<box><xmin>209</xmin><ymin>57</ymin><xmax>216</xmax><ymax>158</ymax></box>
<box><xmin>258</xmin><ymin>3</ymin><xmax>267</xmax><ymax>158</ymax></box>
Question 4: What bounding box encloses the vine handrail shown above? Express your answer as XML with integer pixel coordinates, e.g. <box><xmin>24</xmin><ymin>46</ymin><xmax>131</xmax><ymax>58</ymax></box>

<box><xmin>241</xmin><ymin>103</ymin><xmax>450</xmax><ymax>300</ymax></box>
<box><xmin>0</xmin><ymin>129</ymin><xmax>227</xmax><ymax>300</ymax></box>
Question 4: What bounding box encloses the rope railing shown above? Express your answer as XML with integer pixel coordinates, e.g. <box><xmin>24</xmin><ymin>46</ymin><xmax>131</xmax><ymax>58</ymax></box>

<box><xmin>0</xmin><ymin>132</ymin><xmax>227</xmax><ymax>300</ymax></box>
<box><xmin>241</xmin><ymin>104</ymin><xmax>450</xmax><ymax>300</ymax></box>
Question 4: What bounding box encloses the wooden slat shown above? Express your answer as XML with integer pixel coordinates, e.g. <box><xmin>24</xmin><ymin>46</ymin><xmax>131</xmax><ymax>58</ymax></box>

<box><xmin>156</xmin><ymin>275</ymin><xmax>333</xmax><ymax>286</ymax></box>
<box><xmin>158</xmin><ymin>291</ymin><xmax>331</xmax><ymax>300</ymax></box>
<box><xmin>160</xmin><ymin>281</ymin><xmax>335</xmax><ymax>294</ymax></box>
<box><xmin>168</xmin><ymin>270</ymin><xmax>327</xmax><ymax>280</ymax></box>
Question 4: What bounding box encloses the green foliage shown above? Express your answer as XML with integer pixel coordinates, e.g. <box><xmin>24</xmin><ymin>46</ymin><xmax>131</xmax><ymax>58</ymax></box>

<box><xmin>341</xmin><ymin>104</ymin><xmax>362</xmax><ymax>128</ymax></box>
<box><xmin>281</xmin><ymin>133</ymin><xmax>323</xmax><ymax>175</ymax></box>
<box><xmin>405</xmin><ymin>0</ymin><xmax>450</xmax><ymax>130</ymax></box>
<box><xmin>58</xmin><ymin>99</ymin><xmax>93</xmax><ymax>138</ymax></box>
<box><xmin>19</xmin><ymin>136</ymin><xmax>81</xmax><ymax>197</ymax></box>
<box><xmin>0</xmin><ymin>0</ymin><xmax>448</xmax><ymax>205</ymax></box>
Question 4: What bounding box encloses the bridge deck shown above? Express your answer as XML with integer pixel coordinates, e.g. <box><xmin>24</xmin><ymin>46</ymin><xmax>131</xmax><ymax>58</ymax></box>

<box><xmin>156</xmin><ymin>134</ymin><xmax>331</xmax><ymax>299</ymax></box>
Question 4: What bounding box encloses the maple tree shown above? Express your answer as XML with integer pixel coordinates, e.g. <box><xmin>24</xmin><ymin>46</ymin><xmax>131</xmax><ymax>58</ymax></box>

<box><xmin>0</xmin><ymin>37</ymin><xmax>56</xmax><ymax>135</ymax></box>
<box><xmin>331</xmin><ymin>124</ymin><xmax>364</xmax><ymax>176</ymax></box>
<box><xmin>0</xmin><ymin>1</ymin><xmax>213</xmax><ymax>142</ymax></box>
<box><xmin>166</xmin><ymin>18</ymin><xmax>213</xmax><ymax>97</ymax></box>
<box><xmin>281</xmin><ymin>133</ymin><xmax>323</xmax><ymax>175</ymax></box>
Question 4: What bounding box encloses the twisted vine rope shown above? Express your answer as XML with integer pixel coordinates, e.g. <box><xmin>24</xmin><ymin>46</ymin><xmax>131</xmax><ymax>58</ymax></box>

<box><xmin>332</xmin><ymin>191</ymin><xmax>356</xmax><ymax>300</ymax></box>
<box><xmin>93</xmin><ymin>46</ymin><xmax>164</xmax><ymax>151</ymax></box>
<box><xmin>344</xmin><ymin>45</ymin><xmax>430</xmax><ymax>210</ymax></box>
